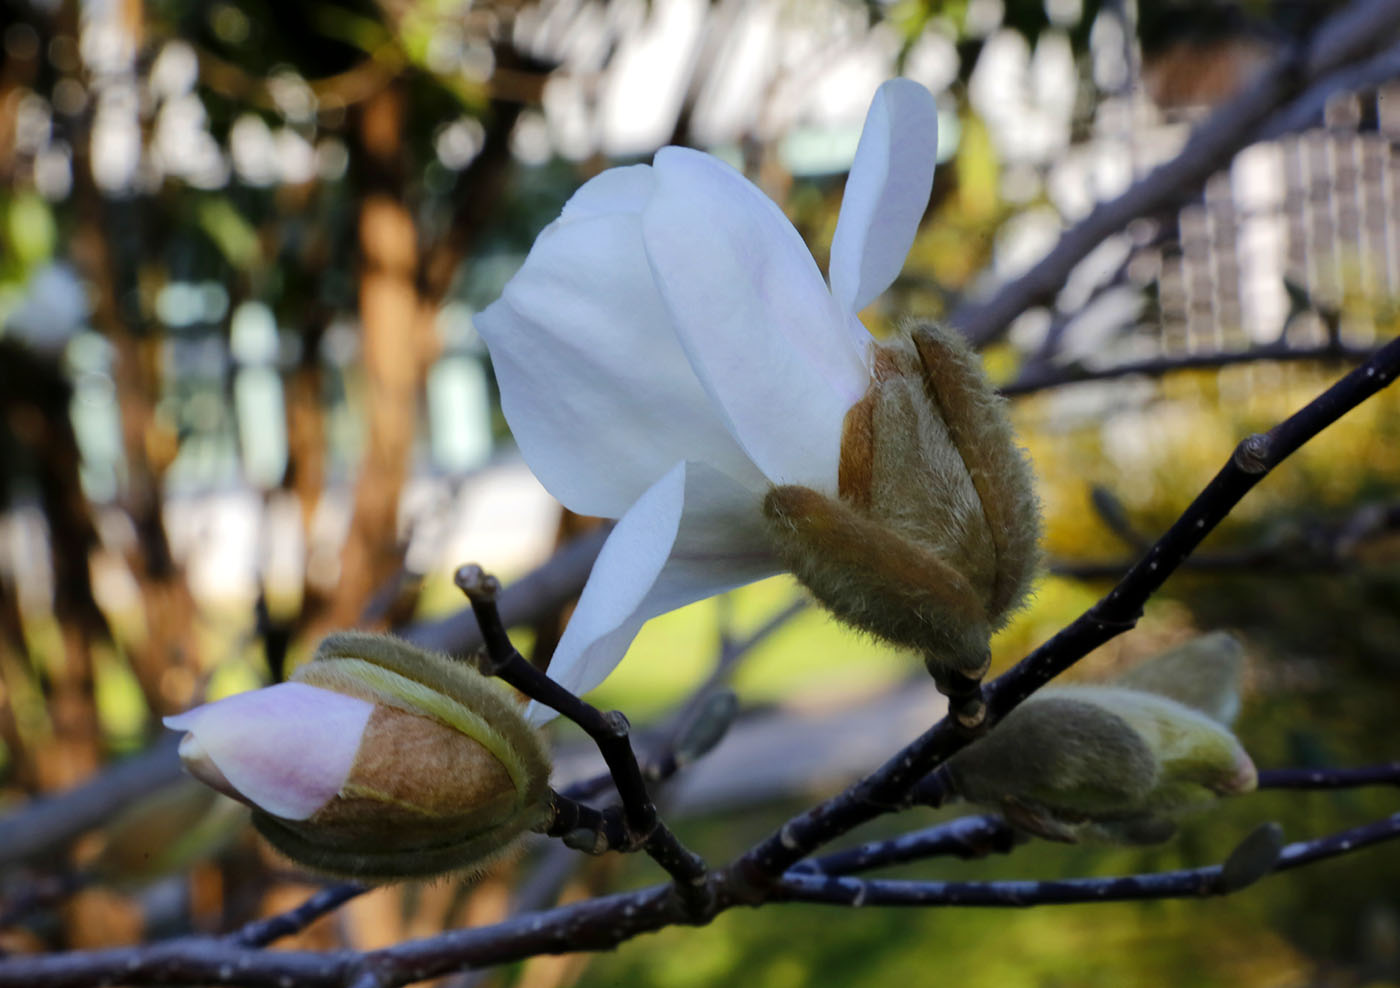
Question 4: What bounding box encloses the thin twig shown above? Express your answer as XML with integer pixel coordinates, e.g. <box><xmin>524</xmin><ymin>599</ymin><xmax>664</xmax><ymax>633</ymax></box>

<box><xmin>1053</xmin><ymin>498</ymin><xmax>1400</xmax><ymax>581</ymax></box>
<box><xmin>540</xmin><ymin>790</ymin><xmax>628</xmax><ymax>854</ymax></box>
<box><xmin>231</xmin><ymin>883</ymin><xmax>368</xmax><ymax>948</ymax></box>
<box><xmin>772</xmin><ymin>812</ymin><xmax>1400</xmax><ymax>907</ymax></box>
<box><xmin>453</xmin><ymin>566</ymin><xmax>711</xmax><ymax>905</ymax></box>
<box><xmin>794</xmin><ymin>815</ymin><xmax>1022</xmax><ymax>877</ymax></box>
<box><xmin>1258</xmin><ymin>763</ymin><xmax>1400</xmax><ymax>790</ymax></box>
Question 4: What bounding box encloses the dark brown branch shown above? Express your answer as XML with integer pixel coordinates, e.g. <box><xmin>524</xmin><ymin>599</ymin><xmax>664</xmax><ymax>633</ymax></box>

<box><xmin>453</xmin><ymin>566</ymin><xmax>710</xmax><ymax>903</ymax></box>
<box><xmin>988</xmin><ymin>333</ymin><xmax>1400</xmax><ymax>711</ymax></box>
<box><xmin>795</xmin><ymin>815</ymin><xmax>1022</xmax><ymax>877</ymax></box>
<box><xmin>1258</xmin><ymin>762</ymin><xmax>1400</xmax><ymax>790</ymax></box>
<box><xmin>952</xmin><ymin>0</ymin><xmax>1400</xmax><ymax>347</ymax></box>
<box><xmin>2</xmin><ymin>807</ymin><xmax>1394</xmax><ymax>985</ymax></box>
<box><xmin>4</xmin><ymin>198</ymin><xmax>1399</xmax><ymax>988</ymax></box>
<box><xmin>787</xmin><ymin>762</ymin><xmax>1400</xmax><ymax>878</ymax></box>
<box><xmin>540</xmin><ymin>790</ymin><xmax>628</xmax><ymax>854</ymax></box>
<box><xmin>770</xmin><ymin>811</ymin><xmax>1400</xmax><ymax>908</ymax></box>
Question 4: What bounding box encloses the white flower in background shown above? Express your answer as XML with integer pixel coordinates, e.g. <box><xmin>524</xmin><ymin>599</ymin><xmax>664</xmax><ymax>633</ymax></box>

<box><xmin>477</xmin><ymin>79</ymin><xmax>939</xmax><ymax>716</ymax></box>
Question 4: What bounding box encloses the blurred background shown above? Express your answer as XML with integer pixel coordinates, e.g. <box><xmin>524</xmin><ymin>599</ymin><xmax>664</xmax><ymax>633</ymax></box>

<box><xmin>1</xmin><ymin>0</ymin><xmax>1398</xmax><ymax>985</ymax></box>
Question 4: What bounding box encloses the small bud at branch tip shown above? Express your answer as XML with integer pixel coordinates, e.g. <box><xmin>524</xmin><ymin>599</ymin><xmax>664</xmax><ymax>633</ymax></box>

<box><xmin>454</xmin><ymin>564</ymin><xmax>501</xmax><ymax>601</ymax></box>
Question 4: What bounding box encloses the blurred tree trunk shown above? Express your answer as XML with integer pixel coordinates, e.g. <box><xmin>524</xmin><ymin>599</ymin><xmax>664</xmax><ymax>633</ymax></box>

<box><xmin>312</xmin><ymin>48</ymin><xmax>545</xmax><ymax>636</ymax></box>
<box><xmin>0</xmin><ymin>343</ymin><xmax>107</xmax><ymax>789</ymax></box>
<box><xmin>321</xmin><ymin>84</ymin><xmax>431</xmax><ymax>631</ymax></box>
<box><xmin>70</xmin><ymin>200</ymin><xmax>199</xmax><ymax>720</ymax></box>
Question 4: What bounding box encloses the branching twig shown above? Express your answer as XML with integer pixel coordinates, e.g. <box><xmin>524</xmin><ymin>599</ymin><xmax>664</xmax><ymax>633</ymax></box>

<box><xmin>795</xmin><ymin>815</ymin><xmax>1022</xmax><ymax>877</ymax></box>
<box><xmin>401</xmin><ymin>526</ymin><xmax>610</xmax><ymax>656</ymax></box>
<box><xmin>453</xmin><ymin>566</ymin><xmax>710</xmax><ymax>906</ymax></box>
<box><xmin>1</xmin><ymin>804</ymin><xmax>1393</xmax><ymax>986</ymax></box>
<box><xmin>231</xmin><ymin>883</ymin><xmax>368</xmax><ymax>948</ymax></box>
<box><xmin>1258</xmin><ymin>763</ymin><xmax>1400</xmax><ymax>790</ymax></box>
<box><xmin>785</xmin><ymin>761</ymin><xmax>1400</xmax><ymax>877</ymax></box>
<box><xmin>771</xmin><ymin>812</ymin><xmax>1400</xmax><ymax>908</ymax></box>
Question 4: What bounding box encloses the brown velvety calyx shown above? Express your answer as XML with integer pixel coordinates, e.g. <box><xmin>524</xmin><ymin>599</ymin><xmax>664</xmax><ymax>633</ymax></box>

<box><xmin>302</xmin><ymin>706</ymin><xmax>518</xmax><ymax>850</ymax></box>
<box><xmin>761</xmin><ymin>321</ymin><xmax>1040</xmax><ymax>679</ymax></box>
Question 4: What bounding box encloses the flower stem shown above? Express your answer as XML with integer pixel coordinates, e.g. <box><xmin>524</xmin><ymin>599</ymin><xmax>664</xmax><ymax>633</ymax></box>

<box><xmin>454</xmin><ymin>565</ymin><xmax>711</xmax><ymax>908</ymax></box>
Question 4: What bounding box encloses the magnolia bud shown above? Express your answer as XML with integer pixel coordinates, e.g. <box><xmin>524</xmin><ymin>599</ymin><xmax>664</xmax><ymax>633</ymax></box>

<box><xmin>944</xmin><ymin>686</ymin><xmax>1256</xmax><ymax>844</ymax></box>
<box><xmin>164</xmin><ymin>632</ymin><xmax>552</xmax><ymax>880</ymax></box>
<box><xmin>763</xmin><ymin>323</ymin><xmax>1040</xmax><ymax>681</ymax></box>
<box><xmin>1114</xmin><ymin>631</ymin><xmax>1245</xmax><ymax>725</ymax></box>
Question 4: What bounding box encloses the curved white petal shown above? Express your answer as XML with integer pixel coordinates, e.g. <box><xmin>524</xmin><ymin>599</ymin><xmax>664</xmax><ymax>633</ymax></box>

<box><xmin>642</xmin><ymin>147</ymin><xmax>867</xmax><ymax>492</ymax></box>
<box><xmin>528</xmin><ymin>461</ymin><xmax>780</xmax><ymax>723</ymax></box>
<box><xmin>478</xmin><ymin>173</ymin><xmax>764</xmax><ymax>519</ymax></box>
<box><xmin>829</xmin><ymin>78</ymin><xmax>939</xmax><ymax>317</ymax></box>
<box><xmin>559</xmin><ymin>162</ymin><xmax>655</xmax><ymax>222</ymax></box>
<box><xmin>164</xmin><ymin>683</ymin><xmax>372</xmax><ymax>820</ymax></box>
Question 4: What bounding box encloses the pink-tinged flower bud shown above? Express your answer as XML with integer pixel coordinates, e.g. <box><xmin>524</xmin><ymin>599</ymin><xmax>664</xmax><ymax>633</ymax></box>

<box><xmin>944</xmin><ymin>685</ymin><xmax>1256</xmax><ymax>845</ymax></box>
<box><xmin>165</xmin><ymin>633</ymin><xmax>552</xmax><ymax>880</ymax></box>
<box><xmin>763</xmin><ymin>323</ymin><xmax>1041</xmax><ymax>683</ymax></box>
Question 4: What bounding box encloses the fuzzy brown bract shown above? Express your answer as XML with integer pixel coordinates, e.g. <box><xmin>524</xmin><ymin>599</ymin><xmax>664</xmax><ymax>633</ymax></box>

<box><xmin>762</xmin><ymin>322</ymin><xmax>1041</xmax><ymax>679</ymax></box>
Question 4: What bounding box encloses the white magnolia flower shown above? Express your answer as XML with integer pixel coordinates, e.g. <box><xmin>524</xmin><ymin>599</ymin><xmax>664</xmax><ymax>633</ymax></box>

<box><xmin>478</xmin><ymin>79</ymin><xmax>939</xmax><ymax>718</ymax></box>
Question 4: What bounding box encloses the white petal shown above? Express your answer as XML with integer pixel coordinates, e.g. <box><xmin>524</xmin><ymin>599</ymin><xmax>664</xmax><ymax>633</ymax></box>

<box><xmin>478</xmin><ymin>171</ymin><xmax>764</xmax><ymax>519</ymax></box>
<box><xmin>829</xmin><ymin>78</ymin><xmax>939</xmax><ymax>316</ymax></box>
<box><xmin>528</xmin><ymin>460</ymin><xmax>780</xmax><ymax>723</ymax></box>
<box><xmin>164</xmin><ymin>683</ymin><xmax>373</xmax><ymax>820</ymax></box>
<box><xmin>559</xmin><ymin>162</ymin><xmax>655</xmax><ymax>222</ymax></box>
<box><xmin>642</xmin><ymin>147</ymin><xmax>868</xmax><ymax>491</ymax></box>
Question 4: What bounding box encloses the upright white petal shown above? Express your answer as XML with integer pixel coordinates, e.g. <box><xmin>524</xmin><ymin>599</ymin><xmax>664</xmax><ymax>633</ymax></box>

<box><xmin>529</xmin><ymin>460</ymin><xmax>780</xmax><ymax>723</ymax></box>
<box><xmin>479</xmin><ymin>173</ymin><xmax>764</xmax><ymax>519</ymax></box>
<box><xmin>642</xmin><ymin>148</ymin><xmax>867</xmax><ymax>491</ymax></box>
<box><xmin>164</xmin><ymin>683</ymin><xmax>373</xmax><ymax>820</ymax></box>
<box><xmin>559</xmin><ymin>162</ymin><xmax>655</xmax><ymax>221</ymax></box>
<box><xmin>829</xmin><ymin>79</ymin><xmax>939</xmax><ymax>317</ymax></box>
